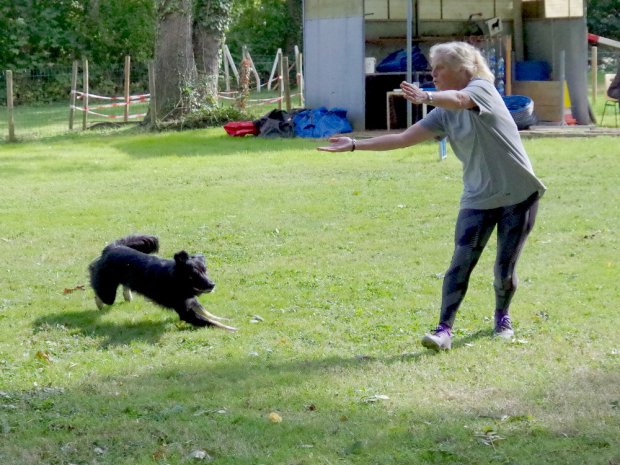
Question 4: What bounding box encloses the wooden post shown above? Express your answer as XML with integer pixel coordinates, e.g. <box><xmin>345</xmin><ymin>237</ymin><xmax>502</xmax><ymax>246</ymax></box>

<box><xmin>222</xmin><ymin>43</ymin><xmax>231</xmax><ymax>92</ymax></box>
<box><xmin>298</xmin><ymin>52</ymin><xmax>305</xmax><ymax>107</ymax></box>
<box><xmin>82</xmin><ymin>59</ymin><xmax>89</xmax><ymax>130</ymax></box>
<box><xmin>591</xmin><ymin>46</ymin><xmax>597</xmax><ymax>103</ymax></box>
<box><xmin>282</xmin><ymin>56</ymin><xmax>291</xmax><ymax>112</ymax></box>
<box><xmin>503</xmin><ymin>35</ymin><xmax>512</xmax><ymax>96</ymax></box>
<box><xmin>294</xmin><ymin>46</ymin><xmax>301</xmax><ymax>89</ymax></box>
<box><xmin>124</xmin><ymin>55</ymin><xmax>131</xmax><ymax>122</ymax></box>
<box><xmin>223</xmin><ymin>44</ymin><xmax>239</xmax><ymax>87</ymax></box>
<box><xmin>242</xmin><ymin>45</ymin><xmax>261</xmax><ymax>92</ymax></box>
<box><xmin>6</xmin><ymin>70</ymin><xmax>16</xmax><ymax>142</ymax></box>
<box><xmin>69</xmin><ymin>60</ymin><xmax>78</xmax><ymax>130</ymax></box>
<box><xmin>268</xmin><ymin>48</ymin><xmax>282</xmax><ymax>91</ymax></box>
<box><xmin>513</xmin><ymin>0</ymin><xmax>524</xmax><ymax>62</ymax></box>
<box><xmin>559</xmin><ymin>50</ymin><xmax>566</xmax><ymax>125</ymax></box>
<box><xmin>278</xmin><ymin>52</ymin><xmax>284</xmax><ymax>110</ymax></box>
<box><xmin>148</xmin><ymin>61</ymin><xmax>157</xmax><ymax>125</ymax></box>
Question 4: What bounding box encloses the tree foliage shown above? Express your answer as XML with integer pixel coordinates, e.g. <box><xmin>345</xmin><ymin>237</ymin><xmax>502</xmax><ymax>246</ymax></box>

<box><xmin>587</xmin><ymin>0</ymin><xmax>620</xmax><ymax>40</ymax></box>
<box><xmin>226</xmin><ymin>0</ymin><xmax>302</xmax><ymax>63</ymax></box>
<box><xmin>0</xmin><ymin>0</ymin><xmax>155</xmax><ymax>69</ymax></box>
<box><xmin>0</xmin><ymin>0</ymin><xmax>302</xmax><ymax>70</ymax></box>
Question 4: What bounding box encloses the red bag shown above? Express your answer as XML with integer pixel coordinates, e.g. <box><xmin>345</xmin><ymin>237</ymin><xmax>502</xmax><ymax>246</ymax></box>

<box><xmin>224</xmin><ymin>121</ymin><xmax>259</xmax><ymax>137</ymax></box>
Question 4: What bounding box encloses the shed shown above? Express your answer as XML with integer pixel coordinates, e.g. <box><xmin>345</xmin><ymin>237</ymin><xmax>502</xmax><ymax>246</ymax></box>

<box><xmin>303</xmin><ymin>0</ymin><xmax>590</xmax><ymax>130</ymax></box>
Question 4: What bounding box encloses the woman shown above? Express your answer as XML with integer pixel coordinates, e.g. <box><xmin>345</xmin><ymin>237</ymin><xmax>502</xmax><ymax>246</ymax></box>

<box><xmin>318</xmin><ymin>41</ymin><xmax>546</xmax><ymax>351</ymax></box>
<box><xmin>606</xmin><ymin>60</ymin><xmax>620</xmax><ymax>100</ymax></box>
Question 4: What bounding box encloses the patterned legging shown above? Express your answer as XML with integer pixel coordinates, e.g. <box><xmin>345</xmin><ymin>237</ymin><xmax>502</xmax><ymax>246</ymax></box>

<box><xmin>440</xmin><ymin>193</ymin><xmax>539</xmax><ymax>328</ymax></box>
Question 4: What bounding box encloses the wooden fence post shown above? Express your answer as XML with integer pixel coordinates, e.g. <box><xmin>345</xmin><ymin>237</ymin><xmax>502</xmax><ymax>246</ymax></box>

<box><xmin>124</xmin><ymin>55</ymin><xmax>131</xmax><ymax>122</ymax></box>
<box><xmin>82</xmin><ymin>59</ymin><xmax>89</xmax><ymax>130</ymax></box>
<box><xmin>242</xmin><ymin>45</ymin><xmax>261</xmax><ymax>92</ymax></box>
<box><xmin>6</xmin><ymin>70</ymin><xmax>16</xmax><ymax>142</ymax></box>
<box><xmin>123</xmin><ymin>55</ymin><xmax>131</xmax><ymax>123</ymax></box>
<box><xmin>268</xmin><ymin>48</ymin><xmax>282</xmax><ymax>91</ymax></box>
<box><xmin>148</xmin><ymin>61</ymin><xmax>157</xmax><ymax>125</ymax></box>
<box><xmin>278</xmin><ymin>52</ymin><xmax>284</xmax><ymax>110</ymax></box>
<box><xmin>294</xmin><ymin>46</ymin><xmax>301</xmax><ymax>89</ymax></box>
<box><xmin>222</xmin><ymin>43</ymin><xmax>230</xmax><ymax>92</ymax></box>
<box><xmin>69</xmin><ymin>60</ymin><xmax>78</xmax><ymax>130</ymax></box>
<box><xmin>222</xmin><ymin>44</ymin><xmax>239</xmax><ymax>88</ymax></box>
<box><xmin>282</xmin><ymin>56</ymin><xmax>291</xmax><ymax>112</ymax></box>
<box><xmin>298</xmin><ymin>52</ymin><xmax>305</xmax><ymax>107</ymax></box>
<box><xmin>591</xmin><ymin>46</ymin><xmax>597</xmax><ymax>103</ymax></box>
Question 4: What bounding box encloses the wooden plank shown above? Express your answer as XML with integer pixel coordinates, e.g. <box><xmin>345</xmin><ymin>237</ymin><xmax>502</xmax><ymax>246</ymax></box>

<box><xmin>544</xmin><ymin>0</ymin><xmax>569</xmax><ymax>17</ymax></box>
<box><xmin>568</xmin><ymin>0</ymin><xmax>583</xmax><ymax>17</ymax></box>
<box><xmin>442</xmin><ymin>0</ymin><xmax>494</xmax><ymax>20</ymax></box>
<box><xmin>512</xmin><ymin>80</ymin><xmax>563</xmax><ymax>122</ymax></box>
<box><xmin>389</xmin><ymin>0</ymin><xmax>408</xmax><ymax>19</ymax></box>
<box><xmin>544</xmin><ymin>0</ymin><xmax>583</xmax><ymax>18</ymax></box>
<box><xmin>365</xmin><ymin>0</ymin><xmax>388</xmax><ymax>19</ymax></box>
<box><xmin>419</xmin><ymin>0</ymin><xmax>442</xmax><ymax>19</ymax></box>
<box><xmin>306</xmin><ymin>0</ymin><xmax>363</xmax><ymax>19</ymax></box>
<box><xmin>495</xmin><ymin>0</ymin><xmax>515</xmax><ymax>18</ymax></box>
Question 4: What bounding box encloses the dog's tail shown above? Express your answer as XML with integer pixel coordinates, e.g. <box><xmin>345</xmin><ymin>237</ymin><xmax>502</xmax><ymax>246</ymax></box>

<box><xmin>107</xmin><ymin>235</ymin><xmax>160</xmax><ymax>254</ymax></box>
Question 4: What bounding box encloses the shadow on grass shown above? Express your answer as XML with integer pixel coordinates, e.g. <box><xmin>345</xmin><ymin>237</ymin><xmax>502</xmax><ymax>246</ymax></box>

<box><xmin>32</xmin><ymin>306</ymin><xmax>181</xmax><ymax>347</ymax></box>
<box><xmin>112</xmin><ymin>130</ymin><xmax>316</xmax><ymax>159</ymax></box>
<box><xmin>3</xmin><ymin>336</ymin><xmax>618</xmax><ymax>465</ymax></box>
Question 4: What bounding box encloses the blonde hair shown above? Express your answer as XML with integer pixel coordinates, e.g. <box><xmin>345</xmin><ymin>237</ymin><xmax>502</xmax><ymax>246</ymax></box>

<box><xmin>429</xmin><ymin>41</ymin><xmax>495</xmax><ymax>83</ymax></box>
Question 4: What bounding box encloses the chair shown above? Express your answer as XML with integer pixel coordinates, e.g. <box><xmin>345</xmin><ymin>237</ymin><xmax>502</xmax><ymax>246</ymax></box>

<box><xmin>601</xmin><ymin>74</ymin><xmax>618</xmax><ymax>127</ymax></box>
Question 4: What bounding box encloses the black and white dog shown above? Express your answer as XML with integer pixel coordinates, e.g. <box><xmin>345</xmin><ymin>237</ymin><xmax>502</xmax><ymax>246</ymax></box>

<box><xmin>89</xmin><ymin>235</ymin><xmax>236</xmax><ymax>331</ymax></box>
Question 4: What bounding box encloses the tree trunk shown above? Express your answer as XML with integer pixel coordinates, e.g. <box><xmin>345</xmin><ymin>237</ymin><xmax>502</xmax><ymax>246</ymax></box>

<box><xmin>145</xmin><ymin>0</ymin><xmax>197</xmax><ymax>124</ymax></box>
<box><xmin>286</xmin><ymin>0</ymin><xmax>303</xmax><ymax>55</ymax></box>
<box><xmin>192</xmin><ymin>0</ymin><xmax>233</xmax><ymax>106</ymax></box>
<box><xmin>193</xmin><ymin>23</ymin><xmax>223</xmax><ymax>105</ymax></box>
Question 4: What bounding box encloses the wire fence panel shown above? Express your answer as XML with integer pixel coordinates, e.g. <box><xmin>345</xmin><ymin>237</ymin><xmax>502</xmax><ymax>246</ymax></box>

<box><xmin>0</xmin><ymin>63</ymin><xmax>151</xmax><ymax>142</ymax></box>
<box><xmin>1</xmin><ymin>51</ymin><xmax>302</xmax><ymax>143</ymax></box>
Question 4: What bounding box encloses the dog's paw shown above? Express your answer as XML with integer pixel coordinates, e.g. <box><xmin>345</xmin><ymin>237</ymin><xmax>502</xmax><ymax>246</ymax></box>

<box><xmin>122</xmin><ymin>287</ymin><xmax>133</xmax><ymax>302</ymax></box>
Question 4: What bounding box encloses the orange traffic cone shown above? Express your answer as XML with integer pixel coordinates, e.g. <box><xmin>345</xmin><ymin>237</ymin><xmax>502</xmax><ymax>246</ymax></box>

<box><xmin>563</xmin><ymin>81</ymin><xmax>576</xmax><ymax>125</ymax></box>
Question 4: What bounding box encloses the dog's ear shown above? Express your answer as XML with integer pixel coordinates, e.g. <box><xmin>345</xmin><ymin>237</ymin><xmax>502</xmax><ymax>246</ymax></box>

<box><xmin>174</xmin><ymin>251</ymin><xmax>190</xmax><ymax>264</ymax></box>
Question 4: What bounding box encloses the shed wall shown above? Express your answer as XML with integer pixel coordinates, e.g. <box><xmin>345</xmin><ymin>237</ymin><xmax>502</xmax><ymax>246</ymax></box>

<box><xmin>304</xmin><ymin>8</ymin><xmax>365</xmax><ymax>129</ymax></box>
<box><xmin>524</xmin><ymin>17</ymin><xmax>590</xmax><ymax>124</ymax></box>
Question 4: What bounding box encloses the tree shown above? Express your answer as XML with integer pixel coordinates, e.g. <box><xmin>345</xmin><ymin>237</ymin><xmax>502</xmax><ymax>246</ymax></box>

<box><xmin>145</xmin><ymin>0</ymin><xmax>233</xmax><ymax>124</ymax></box>
<box><xmin>193</xmin><ymin>0</ymin><xmax>234</xmax><ymax>103</ymax></box>
<box><xmin>225</xmin><ymin>0</ymin><xmax>302</xmax><ymax>68</ymax></box>
<box><xmin>0</xmin><ymin>0</ymin><xmax>155</xmax><ymax>70</ymax></box>
<box><xmin>145</xmin><ymin>0</ymin><xmax>197</xmax><ymax>123</ymax></box>
<box><xmin>587</xmin><ymin>0</ymin><xmax>620</xmax><ymax>40</ymax></box>
<box><xmin>285</xmin><ymin>0</ymin><xmax>303</xmax><ymax>55</ymax></box>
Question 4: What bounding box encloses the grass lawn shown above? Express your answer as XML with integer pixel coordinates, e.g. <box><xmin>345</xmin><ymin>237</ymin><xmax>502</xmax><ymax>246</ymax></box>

<box><xmin>0</xmin><ymin>128</ymin><xmax>618</xmax><ymax>465</ymax></box>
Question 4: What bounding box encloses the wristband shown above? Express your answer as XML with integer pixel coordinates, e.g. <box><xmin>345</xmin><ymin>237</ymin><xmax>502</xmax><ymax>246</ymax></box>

<box><xmin>426</xmin><ymin>91</ymin><xmax>433</xmax><ymax>103</ymax></box>
<box><xmin>351</xmin><ymin>138</ymin><xmax>357</xmax><ymax>152</ymax></box>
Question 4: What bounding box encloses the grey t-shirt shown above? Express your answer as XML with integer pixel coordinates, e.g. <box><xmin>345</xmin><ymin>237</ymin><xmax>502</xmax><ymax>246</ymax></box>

<box><xmin>420</xmin><ymin>79</ymin><xmax>546</xmax><ymax>209</ymax></box>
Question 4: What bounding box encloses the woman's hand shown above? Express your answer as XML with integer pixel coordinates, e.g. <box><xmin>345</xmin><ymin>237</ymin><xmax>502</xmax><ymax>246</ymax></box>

<box><xmin>317</xmin><ymin>136</ymin><xmax>355</xmax><ymax>152</ymax></box>
<box><xmin>400</xmin><ymin>81</ymin><xmax>428</xmax><ymax>104</ymax></box>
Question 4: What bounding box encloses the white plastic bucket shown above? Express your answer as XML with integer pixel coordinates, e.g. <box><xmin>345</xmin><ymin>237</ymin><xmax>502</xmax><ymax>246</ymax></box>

<box><xmin>365</xmin><ymin>57</ymin><xmax>376</xmax><ymax>74</ymax></box>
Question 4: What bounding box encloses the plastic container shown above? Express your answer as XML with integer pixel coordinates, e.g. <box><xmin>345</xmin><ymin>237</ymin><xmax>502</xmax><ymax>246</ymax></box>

<box><xmin>515</xmin><ymin>61</ymin><xmax>550</xmax><ymax>81</ymax></box>
<box><xmin>502</xmin><ymin>95</ymin><xmax>537</xmax><ymax>129</ymax></box>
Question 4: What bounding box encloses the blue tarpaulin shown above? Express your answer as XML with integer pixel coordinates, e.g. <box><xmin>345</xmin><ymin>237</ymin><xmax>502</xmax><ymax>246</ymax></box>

<box><xmin>376</xmin><ymin>46</ymin><xmax>428</xmax><ymax>73</ymax></box>
<box><xmin>293</xmin><ymin>107</ymin><xmax>353</xmax><ymax>138</ymax></box>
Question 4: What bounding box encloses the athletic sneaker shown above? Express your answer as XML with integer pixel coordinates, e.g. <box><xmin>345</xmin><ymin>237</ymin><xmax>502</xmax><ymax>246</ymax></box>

<box><xmin>421</xmin><ymin>323</ymin><xmax>452</xmax><ymax>351</ymax></box>
<box><xmin>494</xmin><ymin>313</ymin><xmax>514</xmax><ymax>339</ymax></box>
